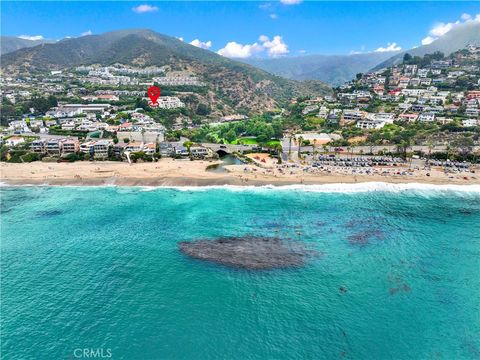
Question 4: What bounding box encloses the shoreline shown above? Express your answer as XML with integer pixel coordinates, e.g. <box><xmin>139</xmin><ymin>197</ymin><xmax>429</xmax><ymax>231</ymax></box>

<box><xmin>1</xmin><ymin>160</ymin><xmax>479</xmax><ymax>188</ymax></box>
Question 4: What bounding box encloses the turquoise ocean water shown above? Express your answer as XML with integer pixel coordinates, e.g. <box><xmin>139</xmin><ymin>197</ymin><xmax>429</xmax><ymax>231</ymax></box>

<box><xmin>1</xmin><ymin>185</ymin><xmax>479</xmax><ymax>360</ymax></box>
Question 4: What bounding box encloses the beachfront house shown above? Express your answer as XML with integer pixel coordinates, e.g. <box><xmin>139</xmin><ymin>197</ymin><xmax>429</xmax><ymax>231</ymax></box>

<box><xmin>30</xmin><ymin>139</ymin><xmax>47</xmax><ymax>154</ymax></box>
<box><xmin>93</xmin><ymin>140</ymin><xmax>111</xmax><ymax>159</ymax></box>
<box><xmin>125</xmin><ymin>142</ymin><xmax>143</xmax><ymax>153</ymax></box>
<box><xmin>61</xmin><ymin>139</ymin><xmax>80</xmax><ymax>155</ymax></box>
<box><xmin>159</xmin><ymin>143</ymin><xmax>175</xmax><ymax>157</ymax></box>
<box><xmin>190</xmin><ymin>146</ymin><xmax>211</xmax><ymax>159</ymax></box>
<box><xmin>46</xmin><ymin>139</ymin><xmax>61</xmax><ymax>155</ymax></box>
<box><xmin>79</xmin><ymin>141</ymin><xmax>96</xmax><ymax>155</ymax></box>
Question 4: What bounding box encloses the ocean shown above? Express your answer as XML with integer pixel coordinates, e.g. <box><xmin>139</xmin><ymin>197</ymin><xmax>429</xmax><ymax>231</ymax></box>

<box><xmin>1</xmin><ymin>184</ymin><xmax>479</xmax><ymax>360</ymax></box>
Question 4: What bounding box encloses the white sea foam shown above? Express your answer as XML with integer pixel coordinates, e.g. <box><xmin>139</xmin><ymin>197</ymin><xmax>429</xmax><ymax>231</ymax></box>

<box><xmin>138</xmin><ymin>182</ymin><xmax>480</xmax><ymax>194</ymax></box>
<box><xmin>2</xmin><ymin>181</ymin><xmax>480</xmax><ymax>194</ymax></box>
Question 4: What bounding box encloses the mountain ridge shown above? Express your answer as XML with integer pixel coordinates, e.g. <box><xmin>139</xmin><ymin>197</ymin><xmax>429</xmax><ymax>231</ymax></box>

<box><xmin>372</xmin><ymin>21</ymin><xmax>480</xmax><ymax>71</ymax></box>
<box><xmin>1</xmin><ymin>29</ymin><xmax>331</xmax><ymax>114</ymax></box>
<box><xmin>0</xmin><ymin>36</ymin><xmax>55</xmax><ymax>55</ymax></box>
<box><xmin>242</xmin><ymin>52</ymin><xmax>399</xmax><ymax>86</ymax></box>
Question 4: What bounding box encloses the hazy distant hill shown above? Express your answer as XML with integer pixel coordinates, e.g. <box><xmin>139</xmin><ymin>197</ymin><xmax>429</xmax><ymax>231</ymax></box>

<box><xmin>373</xmin><ymin>21</ymin><xmax>480</xmax><ymax>70</ymax></box>
<box><xmin>1</xmin><ymin>29</ymin><xmax>331</xmax><ymax>113</ymax></box>
<box><xmin>0</xmin><ymin>36</ymin><xmax>54</xmax><ymax>55</ymax></box>
<box><xmin>242</xmin><ymin>52</ymin><xmax>398</xmax><ymax>86</ymax></box>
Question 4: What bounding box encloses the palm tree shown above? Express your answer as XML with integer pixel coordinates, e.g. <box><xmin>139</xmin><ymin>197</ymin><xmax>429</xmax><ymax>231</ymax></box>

<box><xmin>426</xmin><ymin>138</ymin><xmax>434</xmax><ymax>164</ymax></box>
<box><xmin>274</xmin><ymin>143</ymin><xmax>283</xmax><ymax>164</ymax></box>
<box><xmin>297</xmin><ymin>136</ymin><xmax>303</xmax><ymax>159</ymax></box>
<box><xmin>288</xmin><ymin>134</ymin><xmax>293</xmax><ymax>159</ymax></box>
<box><xmin>347</xmin><ymin>145</ymin><xmax>353</xmax><ymax>159</ymax></box>
<box><xmin>184</xmin><ymin>141</ymin><xmax>193</xmax><ymax>161</ymax></box>
<box><xmin>445</xmin><ymin>143</ymin><xmax>452</xmax><ymax>162</ymax></box>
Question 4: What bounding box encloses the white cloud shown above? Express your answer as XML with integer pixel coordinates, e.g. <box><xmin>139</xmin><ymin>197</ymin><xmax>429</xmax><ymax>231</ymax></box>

<box><xmin>132</xmin><ymin>4</ymin><xmax>159</xmax><ymax>13</ymax></box>
<box><xmin>270</xmin><ymin>13</ymin><xmax>278</xmax><ymax>19</ymax></box>
<box><xmin>18</xmin><ymin>35</ymin><xmax>44</xmax><ymax>41</ymax></box>
<box><xmin>217</xmin><ymin>34</ymin><xmax>289</xmax><ymax>58</ymax></box>
<box><xmin>375</xmin><ymin>42</ymin><xmax>401</xmax><ymax>52</ymax></box>
<box><xmin>258</xmin><ymin>35</ymin><xmax>269</xmax><ymax>42</ymax></box>
<box><xmin>81</xmin><ymin>30</ymin><xmax>92</xmax><ymax>36</ymax></box>
<box><xmin>260</xmin><ymin>35</ymin><xmax>289</xmax><ymax>57</ymax></box>
<box><xmin>189</xmin><ymin>39</ymin><xmax>212</xmax><ymax>50</ymax></box>
<box><xmin>177</xmin><ymin>37</ymin><xmax>184</xmax><ymax>41</ymax></box>
<box><xmin>430</xmin><ymin>22</ymin><xmax>457</xmax><ymax>37</ymax></box>
<box><xmin>298</xmin><ymin>49</ymin><xmax>306</xmax><ymax>54</ymax></box>
<box><xmin>421</xmin><ymin>36</ymin><xmax>436</xmax><ymax>45</ymax></box>
<box><xmin>217</xmin><ymin>41</ymin><xmax>263</xmax><ymax>58</ymax></box>
<box><xmin>421</xmin><ymin>13</ymin><xmax>480</xmax><ymax>45</ymax></box>
<box><xmin>280</xmin><ymin>0</ymin><xmax>302</xmax><ymax>5</ymax></box>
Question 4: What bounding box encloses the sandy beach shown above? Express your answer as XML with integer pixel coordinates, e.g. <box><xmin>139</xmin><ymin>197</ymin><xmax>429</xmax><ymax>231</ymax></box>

<box><xmin>1</xmin><ymin>159</ymin><xmax>479</xmax><ymax>187</ymax></box>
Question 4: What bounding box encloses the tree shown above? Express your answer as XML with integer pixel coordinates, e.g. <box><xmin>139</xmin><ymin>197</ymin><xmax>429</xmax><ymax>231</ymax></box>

<box><xmin>0</xmin><ymin>97</ymin><xmax>17</xmax><ymax>126</ymax></box>
<box><xmin>135</xmin><ymin>97</ymin><xmax>149</xmax><ymax>110</ymax></box>
<box><xmin>273</xmin><ymin>143</ymin><xmax>283</xmax><ymax>164</ymax></box>
<box><xmin>297</xmin><ymin>136</ymin><xmax>303</xmax><ymax>159</ymax></box>
<box><xmin>123</xmin><ymin>138</ymin><xmax>130</xmax><ymax>144</ymax></box>
<box><xmin>426</xmin><ymin>138</ymin><xmax>434</xmax><ymax>163</ymax></box>
<box><xmin>403</xmin><ymin>53</ymin><xmax>412</xmax><ymax>63</ymax></box>
<box><xmin>224</xmin><ymin>129</ymin><xmax>236</xmax><ymax>143</ymax></box>
<box><xmin>453</xmin><ymin>136</ymin><xmax>474</xmax><ymax>159</ymax></box>
<box><xmin>196</xmin><ymin>103</ymin><xmax>211</xmax><ymax>116</ymax></box>
<box><xmin>183</xmin><ymin>140</ymin><xmax>193</xmax><ymax>160</ymax></box>
<box><xmin>28</xmin><ymin>96</ymin><xmax>52</xmax><ymax>114</ymax></box>
<box><xmin>288</xmin><ymin>135</ymin><xmax>293</xmax><ymax>159</ymax></box>
<box><xmin>47</xmin><ymin>95</ymin><xmax>58</xmax><ymax>108</ymax></box>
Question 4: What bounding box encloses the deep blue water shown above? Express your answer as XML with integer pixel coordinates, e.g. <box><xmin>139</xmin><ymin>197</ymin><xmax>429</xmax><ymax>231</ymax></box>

<box><xmin>1</xmin><ymin>185</ymin><xmax>479</xmax><ymax>360</ymax></box>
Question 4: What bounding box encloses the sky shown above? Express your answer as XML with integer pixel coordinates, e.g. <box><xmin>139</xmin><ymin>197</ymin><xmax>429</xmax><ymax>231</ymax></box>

<box><xmin>2</xmin><ymin>1</ymin><xmax>480</xmax><ymax>58</ymax></box>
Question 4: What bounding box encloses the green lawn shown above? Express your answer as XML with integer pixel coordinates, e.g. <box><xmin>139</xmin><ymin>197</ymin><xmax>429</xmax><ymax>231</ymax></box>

<box><xmin>238</xmin><ymin>137</ymin><xmax>258</xmax><ymax>145</ymax></box>
<box><xmin>236</xmin><ymin>137</ymin><xmax>280</xmax><ymax>147</ymax></box>
<box><xmin>265</xmin><ymin>139</ymin><xmax>281</xmax><ymax>147</ymax></box>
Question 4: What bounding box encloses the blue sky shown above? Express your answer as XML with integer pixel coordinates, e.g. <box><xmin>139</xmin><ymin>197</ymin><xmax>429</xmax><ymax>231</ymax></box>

<box><xmin>2</xmin><ymin>1</ymin><xmax>479</xmax><ymax>57</ymax></box>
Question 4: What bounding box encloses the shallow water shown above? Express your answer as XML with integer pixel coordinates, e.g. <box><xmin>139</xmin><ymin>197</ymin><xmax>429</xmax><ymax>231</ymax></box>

<box><xmin>206</xmin><ymin>154</ymin><xmax>244</xmax><ymax>173</ymax></box>
<box><xmin>1</xmin><ymin>185</ymin><xmax>479</xmax><ymax>359</ymax></box>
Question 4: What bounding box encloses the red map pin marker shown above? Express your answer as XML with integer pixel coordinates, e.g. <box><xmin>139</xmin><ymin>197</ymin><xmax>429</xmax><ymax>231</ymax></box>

<box><xmin>147</xmin><ymin>86</ymin><xmax>161</xmax><ymax>105</ymax></box>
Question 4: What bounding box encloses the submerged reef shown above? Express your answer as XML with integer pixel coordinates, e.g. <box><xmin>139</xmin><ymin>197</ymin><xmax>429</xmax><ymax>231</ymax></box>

<box><xmin>179</xmin><ymin>236</ymin><xmax>316</xmax><ymax>270</ymax></box>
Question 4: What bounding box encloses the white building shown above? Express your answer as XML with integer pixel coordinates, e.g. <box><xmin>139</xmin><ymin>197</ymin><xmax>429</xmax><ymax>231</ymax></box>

<box><xmin>5</xmin><ymin>136</ymin><xmax>25</xmax><ymax>147</ymax></box>
<box><xmin>463</xmin><ymin>119</ymin><xmax>479</xmax><ymax>127</ymax></box>
<box><xmin>418</xmin><ymin>112</ymin><xmax>436</xmax><ymax>122</ymax></box>
<box><xmin>155</xmin><ymin>96</ymin><xmax>185</xmax><ymax>109</ymax></box>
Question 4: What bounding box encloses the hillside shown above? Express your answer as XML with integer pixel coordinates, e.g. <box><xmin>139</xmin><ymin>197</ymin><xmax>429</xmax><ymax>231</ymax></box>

<box><xmin>0</xmin><ymin>36</ymin><xmax>54</xmax><ymax>55</ymax></box>
<box><xmin>242</xmin><ymin>52</ymin><xmax>397</xmax><ymax>86</ymax></box>
<box><xmin>0</xmin><ymin>29</ymin><xmax>331</xmax><ymax>113</ymax></box>
<box><xmin>373</xmin><ymin>21</ymin><xmax>480</xmax><ymax>71</ymax></box>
